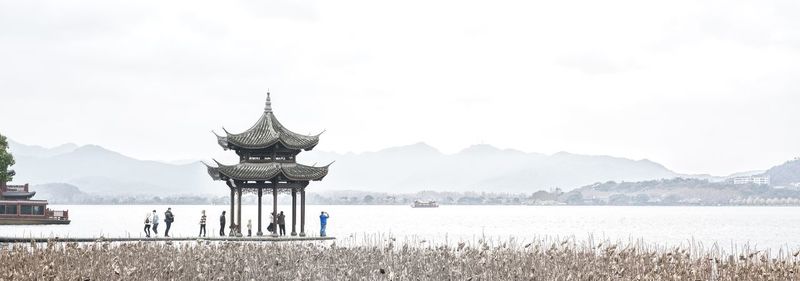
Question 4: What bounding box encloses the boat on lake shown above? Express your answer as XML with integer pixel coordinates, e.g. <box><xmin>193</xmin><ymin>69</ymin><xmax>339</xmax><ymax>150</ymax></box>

<box><xmin>0</xmin><ymin>183</ymin><xmax>70</xmax><ymax>225</ymax></box>
<box><xmin>411</xmin><ymin>200</ymin><xmax>439</xmax><ymax>208</ymax></box>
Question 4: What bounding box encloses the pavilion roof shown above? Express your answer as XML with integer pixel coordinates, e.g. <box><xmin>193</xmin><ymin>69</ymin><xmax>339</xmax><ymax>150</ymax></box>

<box><xmin>1</xmin><ymin>191</ymin><xmax>36</xmax><ymax>200</ymax></box>
<box><xmin>205</xmin><ymin>161</ymin><xmax>330</xmax><ymax>182</ymax></box>
<box><xmin>216</xmin><ymin>93</ymin><xmax>321</xmax><ymax>151</ymax></box>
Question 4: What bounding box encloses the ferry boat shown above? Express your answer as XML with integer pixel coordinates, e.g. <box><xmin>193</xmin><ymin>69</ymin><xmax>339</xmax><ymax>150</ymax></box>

<box><xmin>411</xmin><ymin>200</ymin><xmax>439</xmax><ymax>208</ymax></box>
<box><xmin>0</xmin><ymin>183</ymin><xmax>70</xmax><ymax>225</ymax></box>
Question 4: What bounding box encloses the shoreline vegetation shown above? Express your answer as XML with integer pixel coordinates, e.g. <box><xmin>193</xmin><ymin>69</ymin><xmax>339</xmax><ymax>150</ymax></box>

<box><xmin>2</xmin><ymin>235</ymin><xmax>799</xmax><ymax>280</ymax></box>
<box><xmin>37</xmin><ymin>183</ymin><xmax>800</xmax><ymax>207</ymax></box>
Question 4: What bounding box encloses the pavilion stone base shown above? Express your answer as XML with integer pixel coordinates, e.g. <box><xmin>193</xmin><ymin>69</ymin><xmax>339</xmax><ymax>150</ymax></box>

<box><xmin>291</xmin><ymin>231</ymin><xmax>297</xmax><ymax>236</ymax></box>
<box><xmin>257</xmin><ymin>231</ymin><xmax>263</xmax><ymax>236</ymax></box>
<box><xmin>299</xmin><ymin>232</ymin><xmax>306</xmax><ymax>237</ymax></box>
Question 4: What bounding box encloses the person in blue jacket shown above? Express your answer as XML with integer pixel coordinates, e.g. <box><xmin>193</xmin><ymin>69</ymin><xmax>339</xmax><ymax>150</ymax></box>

<box><xmin>319</xmin><ymin>211</ymin><xmax>329</xmax><ymax>237</ymax></box>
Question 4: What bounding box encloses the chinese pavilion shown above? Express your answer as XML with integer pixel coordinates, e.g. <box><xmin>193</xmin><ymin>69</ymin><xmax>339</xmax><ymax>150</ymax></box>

<box><xmin>205</xmin><ymin>92</ymin><xmax>330</xmax><ymax>237</ymax></box>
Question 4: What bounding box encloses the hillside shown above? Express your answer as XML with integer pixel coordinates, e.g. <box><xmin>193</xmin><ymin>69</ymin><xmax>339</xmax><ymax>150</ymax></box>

<box><xmin>764</xmin><ymin>158</ymin><xmax>800</xmax><ymax>186</ymax></box>
<box><xmin>31</xmin><ymin>183</ymin><xmax>89</xmax><ymax>204</ymax></box>
<box><xmin>561</xmin><ymin>178</ymin><xmax>800</xmax><ymax>205</ymax></box>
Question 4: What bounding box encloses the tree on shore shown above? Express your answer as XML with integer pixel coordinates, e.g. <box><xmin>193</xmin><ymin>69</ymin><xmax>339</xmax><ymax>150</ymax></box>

<box><xmin>0</xmin><ymin>133</ymin><xmax>15</xmax><ymax>183</ymax></box>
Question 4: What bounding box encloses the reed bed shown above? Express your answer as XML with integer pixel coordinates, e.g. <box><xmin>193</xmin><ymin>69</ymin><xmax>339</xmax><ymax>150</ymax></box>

<box><xmin>1</xmin><ymin>234</ymin><xmax>799</xmax><ymax>280</ymax></box>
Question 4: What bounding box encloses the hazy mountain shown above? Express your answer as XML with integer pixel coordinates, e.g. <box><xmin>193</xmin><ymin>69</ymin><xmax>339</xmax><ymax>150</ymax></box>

<box><xmin>10</xmin><ymin>142</ymin><xmax>216</xmax><ymax>195</ymax></box>
<box><xmin>31</xmin><ymin>183</ymin><xmax>89</xmax><ymax>204</ymax></box>
<box><xmin>764</xmin><ymin>158</ymin><xmax>800</xmax><ymax>186</ymax></box>
<box><xmin>726</xmin><ymin>170</ymin><xmax>767</xmax><ymax>179</ymax></box>
<box><xmin>8</xmin><ymin>139</ymin><xmax>79</xmax><ymax>158</ymax></box>
<box><xmin>9</xmin><ymin>140</ymin><xmax>686</xmax><ymax>195</ymax></box>
<box><xmin>298</xmin><ymin>142</ymin><xmax>681</xmax><ymax>192</ymax></box>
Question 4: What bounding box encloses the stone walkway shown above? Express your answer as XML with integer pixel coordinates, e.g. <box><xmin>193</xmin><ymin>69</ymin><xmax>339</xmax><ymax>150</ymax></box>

<box><xmin>0</xmin><ymin>236</ymin><xmax>335</xmax><ymax>243</ymax></box>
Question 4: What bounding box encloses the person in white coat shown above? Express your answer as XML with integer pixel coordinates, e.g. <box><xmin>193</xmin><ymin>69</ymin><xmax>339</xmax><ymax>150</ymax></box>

<box><xmin>247</xmin><ymin>219</ymin><xmax>252</xmax><ymax>237</ymax></box>
<box><xmin>151</xmin><ymin>210</ymin><xmax>160</xmax><ymax>236</ymax></box>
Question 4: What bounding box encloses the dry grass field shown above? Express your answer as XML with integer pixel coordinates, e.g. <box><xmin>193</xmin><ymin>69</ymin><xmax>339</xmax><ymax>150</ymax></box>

<box><xmin>1</xmin><ymin>235</ymin><xmax>799</xmax><ymax>280</ymax></box>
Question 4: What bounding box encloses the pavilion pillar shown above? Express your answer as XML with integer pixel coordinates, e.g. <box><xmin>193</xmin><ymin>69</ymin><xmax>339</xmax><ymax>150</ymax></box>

<box><xmin>237</xmin><ymin>186</ymin><xmax>242</xmax><ymax>236</ymax></box>
<box><xmin>291</xmin><ymin>188</ymin><xmax>297</xmax><ymax>236</ymax></box>
<box><xmin>229</xmin><ymin>187</ymin><xmax>235</xmax><ymax>236</ymax></box>
<box><xmin>299</xmin><ymin>188</ymin><xmax>306</xmax><ymax>237</ymax></box>
<box><xmin>257</xmin><ymin>187</ymin><xmax>263</xmax><ymax>236</ymax></box>
<box><xmin>271</xmin><ymin>183</ymin><xmax>278</xmax><ymax>237</ymax></box>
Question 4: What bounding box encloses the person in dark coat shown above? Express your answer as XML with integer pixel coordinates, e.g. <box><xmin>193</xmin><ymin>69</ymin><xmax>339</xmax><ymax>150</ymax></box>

<box><xmin>143</xmin><ymin>213</ymin><xmax>152</xmax><ymax>238</ymax></box>
<box><xmin>220</xmin><ymin>211</ymin><xmax>226</xmax><ymax>236</ymax></box>
<box><xmin>277</xmin><ymin>211</ymin><xmax>286</xmax><ymax>236</ymax></box>
<box><xmin>164</xmin><ymin>207</ymin><xmax>175</xmax><ymax>237</ymax></box>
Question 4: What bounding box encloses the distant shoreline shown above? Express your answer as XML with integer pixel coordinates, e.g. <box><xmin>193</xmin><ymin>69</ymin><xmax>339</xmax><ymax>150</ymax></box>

<box><xmin>46</xmin><ymin>202</ymin><xmax>800</xmax><ymax>207</ymax></box>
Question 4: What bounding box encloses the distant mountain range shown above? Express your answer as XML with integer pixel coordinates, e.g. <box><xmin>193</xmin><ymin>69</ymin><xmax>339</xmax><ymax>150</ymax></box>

<box><xmin>298</xmin><ymin>142</ymin><xmax>681</xmax><ymax>192</ymax></box>
<box><xmin>9</xmin><ymin>140</ymin><xmax>213</xmax><ymax>195</ymax></box>
<box><xmin>9</xmin><ymin>139</ymin><xmax>794</xmax><ymax>197</ymax></box>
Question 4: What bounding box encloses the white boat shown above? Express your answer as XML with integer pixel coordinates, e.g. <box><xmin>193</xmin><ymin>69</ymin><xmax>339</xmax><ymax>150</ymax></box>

<box><xmin>411</xmin><ymin>200</ymin><xmax>439</xmax><ymax>208</ymax></box>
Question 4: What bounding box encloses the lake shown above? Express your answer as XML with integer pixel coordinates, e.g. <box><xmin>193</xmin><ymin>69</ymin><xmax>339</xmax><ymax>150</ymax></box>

<box><xmin>2</xmin><ymin>205</ymin><xmax>799</xmax><ymax>251</ymax></box>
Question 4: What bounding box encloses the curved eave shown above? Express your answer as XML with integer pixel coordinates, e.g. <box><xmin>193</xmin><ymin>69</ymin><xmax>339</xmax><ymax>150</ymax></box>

<box><xmin>204</xmin><ymin>162</ymin><xmax>223</xmax><ymax>181</ymax></box>
<box><xmin>282</xmin><ymin>164</ymin><xmax>329</xmax><ymax>181</ymax></box>
<box><xmin>207</xmin><ymin>162</ymin><xmax>328</xmax><ymax>182</ymax></box>
<box><xmin>216</xmin><ymin>135</ymin><xmax>229</xmax><ymax>150</ymax></box>
<box><xmin>222</xmin><ymin>112</ymin><xmax>321</xmax><ymax>151</ymax></box>
<box><xmin>225</xmin><ymin>135</ymin><xmax>319</xmax><ymax>151</ymax></box>
<box><xmin>268</xmin><ymin>113</ymin><xmax>322</xmax><ymax>150</ymax></box>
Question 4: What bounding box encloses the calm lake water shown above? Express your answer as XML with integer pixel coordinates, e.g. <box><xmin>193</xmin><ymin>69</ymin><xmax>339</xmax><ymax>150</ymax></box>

<box><xmin>2</xmin><ymin>205</ymin><xmax>799</xmax><ymax>251</ymax></box>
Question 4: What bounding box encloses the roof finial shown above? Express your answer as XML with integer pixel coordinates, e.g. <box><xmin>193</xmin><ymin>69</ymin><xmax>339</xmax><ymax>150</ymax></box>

<box><xmin>265</xmin><ymin>89</ymin><xmax>272</xmax><ymax>113</ymax></box>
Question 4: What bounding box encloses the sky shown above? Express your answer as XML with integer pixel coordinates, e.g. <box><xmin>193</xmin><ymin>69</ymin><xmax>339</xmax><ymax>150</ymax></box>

<box><xmin>1</xmin><ymin>0</ymin><xmax>799</xmax><ymax>176</ymax></box>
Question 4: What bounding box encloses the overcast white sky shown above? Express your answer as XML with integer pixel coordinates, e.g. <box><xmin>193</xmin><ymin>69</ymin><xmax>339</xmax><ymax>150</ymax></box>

<box><xmin>1</xmin><ymin>0</ymin><xmax>799</xmax><ymax>175</ymax></box>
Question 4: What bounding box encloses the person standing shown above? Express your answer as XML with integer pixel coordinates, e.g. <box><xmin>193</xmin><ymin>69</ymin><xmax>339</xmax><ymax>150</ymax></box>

<box><xmin>219</xmin><ymin>211</ymin><xmax>226</xmax><ymax>236</ymax></box>
<box><xmin>164</xmin><ymin>207</ymin><xmax>174</xmax><ymax>237</ymax></box>
<box><xmin>231</xmin><ymin>223</ymin><xmax>240</xmax><ymax>237</ymax></box>
<box><xmin>267</xmin><ymin>212</ymin><xmax>275</xmax><ymax>233</ymax></box>
<box><xmin>143</xmin><ymin>212</ymin><xmax>152</xmax><ymax>238</ymax></box>
<box><xmin>199</xmin><ymin>210</ymin><xmax>207</xmax><ymax>237</ymax></box>
<box><xmin>151</xmin><ymin>210</ymin><xmax>160</xmax><ymax>237</ymax></box>
<box><xmin>319</xmin><ymin>211</ymin><xmax>329</xmax><ymax>237</ymax></box>
<box><xmin>247</xmin><ymin>219</ymin><xmax>252</xmax><ymax>237</ymax></box>
<box><xmin>278</xmin><ymin>211</ymin><xmax>286</xmax><ymax>236</ymax></box>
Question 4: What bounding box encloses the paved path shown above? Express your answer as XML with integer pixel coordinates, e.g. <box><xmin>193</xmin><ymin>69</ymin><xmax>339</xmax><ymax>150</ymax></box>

<box><xmin>0</xmin><ymin>236</ymin><xmax>335</xmax><ymax>243</ymax></box>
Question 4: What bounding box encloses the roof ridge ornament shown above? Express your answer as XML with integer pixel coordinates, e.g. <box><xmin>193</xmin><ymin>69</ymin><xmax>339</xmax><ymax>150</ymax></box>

<box><xmin>264</xmin><ymin>90</ymin><xmax>272</xmax><ymax>113</ymax></box>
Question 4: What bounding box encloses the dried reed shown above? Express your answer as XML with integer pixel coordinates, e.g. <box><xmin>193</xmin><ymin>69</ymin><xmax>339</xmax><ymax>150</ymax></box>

<box><xmin>1</xmin><ymin>234</ymin><xmax>799</xmax><ymax>280</ymax></box>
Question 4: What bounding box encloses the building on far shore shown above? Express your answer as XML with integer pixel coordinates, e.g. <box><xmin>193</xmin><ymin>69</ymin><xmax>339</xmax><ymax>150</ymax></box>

<box><xmin>730</xmin><ymin>175</ymin><xmax>771</xmax><ymax>185</ymax></box>
<box><xmin>785</xmin><ymin>182</ymin><xmax>800</xmax><ymax>191</ymax></box>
